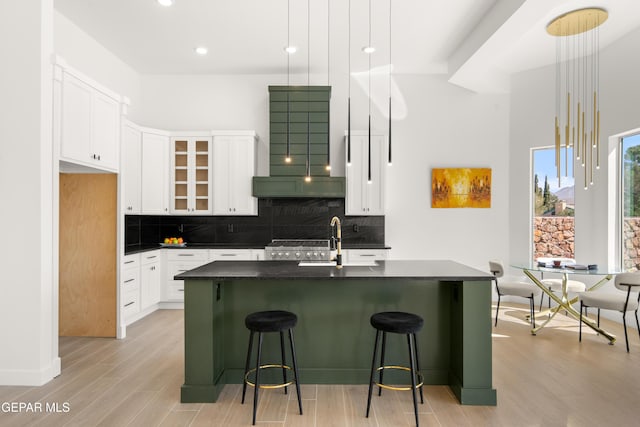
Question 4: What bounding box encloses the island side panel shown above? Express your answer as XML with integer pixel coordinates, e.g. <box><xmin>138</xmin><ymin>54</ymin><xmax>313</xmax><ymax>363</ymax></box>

<box><xmin>181</xmin><ymin>280</ymin><xmax>225</xmax><ymax>403</ymax></box>
<box><xmin>220</xmin><ymin>278</ymin><xmax>451</xmax><ymax>386</ymax></box>
<box><xmin>449</xmin><ymin>279</ymin><xmax>497</xmax><ymax>405</ymax></box>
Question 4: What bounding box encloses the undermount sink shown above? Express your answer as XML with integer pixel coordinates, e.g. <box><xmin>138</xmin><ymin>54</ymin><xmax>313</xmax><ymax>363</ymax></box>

<box><xmin>298</xmin><ymin>261</ymin><xmax>379</xmax><ymax>267</ymax></box>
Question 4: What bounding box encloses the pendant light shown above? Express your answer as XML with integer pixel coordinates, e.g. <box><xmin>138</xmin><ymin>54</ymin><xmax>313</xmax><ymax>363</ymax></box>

<box><xmin>305</xmin><ymin>0</ymin><xmax>311</xmax><ymax>183</ymax></box>
<box><xmin>346</xmin><ymin>0</ymin><xmax>351</xmax><ymax>167</ymax></box>
<box><xmin>285</xmin><ymin>0</ymin><xmax>292</xmax><ymax>164</ymax></box>
<box><xmin>388</xmin><ymin>0</ymin><xmax>392</xmax><ymax>166</ymax></box>
<box><xmin>547</xmin><ymin>8</ymin><xmax>607</xmax><ymax>190</ymax></box>
<box><xmin>367</xmin><ymin>0</ymin><xmax>372</xmax><ymax>184</ymax></box>
<box><xmin>325</xmin><ymin>0</ymin><xmax>331</xmax><ymax>172</ymax></box>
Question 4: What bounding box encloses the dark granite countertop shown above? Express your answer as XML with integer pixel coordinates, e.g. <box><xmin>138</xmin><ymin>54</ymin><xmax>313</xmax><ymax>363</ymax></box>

<box><xmin>174</xmin><ymin>260</ymin><xmax>493</xmax><ymax>281</ymax></box>
<box><xmin>124</xmin><ymin>243</ymin><xmax>391</xmax><ymax>255</ymax></box>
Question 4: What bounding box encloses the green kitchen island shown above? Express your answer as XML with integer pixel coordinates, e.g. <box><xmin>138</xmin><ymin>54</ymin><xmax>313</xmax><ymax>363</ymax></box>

<box><xmin>176</xmin><ymin>260</ymin><xmax>497</xmax><ymax>406</ymax></box>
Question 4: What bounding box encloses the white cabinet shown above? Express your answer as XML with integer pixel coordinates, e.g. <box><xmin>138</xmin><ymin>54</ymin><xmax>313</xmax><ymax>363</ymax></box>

<box><xmin>140</xmin><ymin>250</ymin><xmax>161</xmax><ymax>310</ymax></box>
<box><xmin>344</xmin><ymin>249</ymin><xmax>389</xmax><ymax>263</ymax></box>
<box><xmin>142</xmin><ymin>131</ymin><xmax>170</xmax><ymax>215</ymax></box>
<box><xmin>121</xmin><ymin>122</ymin><xmax>142</xmax><ymax>214</ymax></box>
<box><xmin>57</xmin><ymin>68</ymin><xmax>121</xmax><ymax>172</ymax></box>
<box><xmin>171</xmin><ymin>136</ymin><xmax>212</xmax><ymax>215</ymax></box>
<box><xmin>121</xmin><ymin>254</ymin><xmax>141</xmax><ymax>322</ymax></box>
<box><xmin>209</xmin><ymin>249</ymin><xmax>255</xmax><ymax>261</ymax></box>
<box><xmin>212</xmin><ymin>133</ymin><xmax>258</xmax><ymax>215</ymax></box>
<box><xmin>345</xmin><ymin>132</ymin><xmax>386</xmax><ymax>215</ymax></box>
<box><xmin>164</xmin><ymin>250</ymin><xmax>210</xmax><ymax>301</ymax></box>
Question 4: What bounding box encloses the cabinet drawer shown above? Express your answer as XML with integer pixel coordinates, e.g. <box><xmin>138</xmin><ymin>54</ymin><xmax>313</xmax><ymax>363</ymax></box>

<box><xmin>141</xmin><ymin>250</ymin><xmax>161</xmax><ymax>265</ymax></box>
<box><xmin>121</xmin><ymin>268</ymin><xmax>140</xmax><ymax>292</ymax></box>
<box><xmin>347</xmin><ymin>249</ymin><xmax>388</xmax><ymax>261</ymax></box>
<box><xmin>166</xmin><ymin>282</ymin><xmax>185</xmax><ymax>301</ymax></box>
<box><xmin>166</xmin><ymin>249</ymin><xmax>209</xmax><ymax>262</ymax></box>
<box><xmin>122</xmin><ymin>290</ymin><xmax>140</xmax><ymax>318</ymax></box>
<box><xmin>122</xmin><ymin>253</ymin><xmax>140</xmax><ymax>269</ymax></box>
<box><xmin>210</xmin><ymin>249</ymin><xmax>254</xmax><ymax>261</ymax></box>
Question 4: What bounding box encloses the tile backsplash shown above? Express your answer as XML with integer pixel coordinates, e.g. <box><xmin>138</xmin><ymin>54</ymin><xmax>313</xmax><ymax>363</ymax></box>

<box><xmin>125</xmin><ymin>198</ymin><xmax>384</xmax><ymax>249</ymax></box>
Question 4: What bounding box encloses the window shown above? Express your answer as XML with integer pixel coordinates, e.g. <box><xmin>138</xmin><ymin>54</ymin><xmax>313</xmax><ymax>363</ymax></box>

<box><xmin>532</xmin><ymin>147</ymin><xmax>575</xmax><ymax>261</ymax></box>
<box><xmin>621</xmin><ymin>133</ymin><xmax>640</xmax><ymax>271</ymax></box>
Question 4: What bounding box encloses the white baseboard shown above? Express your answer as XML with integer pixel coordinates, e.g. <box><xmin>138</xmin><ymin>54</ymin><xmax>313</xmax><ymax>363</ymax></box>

<box><xmin>158</xmin><ymin>301</ymin><xmax>184</xmax><ymax>310</ymax></box>
<box><xmin>0</xmin><ymin>357</ymin><xmax>61</xmax><ymax>386</ymax></box>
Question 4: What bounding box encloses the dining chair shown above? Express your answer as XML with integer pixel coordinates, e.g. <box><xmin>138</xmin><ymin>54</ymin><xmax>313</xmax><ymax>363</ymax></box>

<box><xmin>579</xmin><ymin>272</ymin><xmax>640</xmax><ymax>352</ymax></box>
<box><xmin>489</xmin><ymin>260</ymin><xmax>542</xmax><ymax>328</ymax></box>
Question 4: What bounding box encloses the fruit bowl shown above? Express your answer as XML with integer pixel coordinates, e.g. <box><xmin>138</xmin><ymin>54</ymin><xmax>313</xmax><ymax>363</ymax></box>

<box><xmin>160</xmin><ymin>237</ymin><xmax>186</xmax><ymax>247</ymax></box>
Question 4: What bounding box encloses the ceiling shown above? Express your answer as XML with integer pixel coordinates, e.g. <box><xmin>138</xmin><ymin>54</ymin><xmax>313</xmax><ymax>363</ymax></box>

<box><xmin>54</xmin><ymin>0</ymin><xmax>640</xmax><ymax>93</ymax></box>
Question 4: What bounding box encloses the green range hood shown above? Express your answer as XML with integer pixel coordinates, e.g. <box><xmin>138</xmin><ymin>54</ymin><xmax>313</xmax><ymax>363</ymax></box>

<box><xmin>252</xmin><ymin>86</ymin><xmax>345</xmax><ymax>198</ymax></box>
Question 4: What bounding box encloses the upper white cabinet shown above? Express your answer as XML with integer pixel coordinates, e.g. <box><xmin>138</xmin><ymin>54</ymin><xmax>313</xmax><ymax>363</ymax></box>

<box><xmin>170</xmin><ymin>136</ymin><xmax>212</xmax><ymax>215</ymax></box>
<box><xmin>345</xmin><ymin>131</ymin><xmax>386</xmax><ymax>215</ymax></box>
<box><xmin>121</xmin><ymin>121</ymin><xmax>142</xmax><ymax>214</ymax></box>
<box><xmin>142</xmin><ymin>131</ymin><xmax>170</xmax><ymax>215</ymax></box>
<box><xmin>212</xmin><ymin>132</ymin><xmax>258</xmax><ymax>215</ymax></box>
<box><xmin>54</xmin><ymin>57</ymin><xmax>125</xmax><ymax>172</ymax></box>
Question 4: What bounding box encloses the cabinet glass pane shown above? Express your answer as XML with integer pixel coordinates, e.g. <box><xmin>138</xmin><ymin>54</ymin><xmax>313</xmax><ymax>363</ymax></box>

<box><xmin>195</xmin><ymin>169</ymin><xmax>208</xmax><ymax>181</ymax></box>
<box><xmin>196</xmin><ymin>199</ymin><xmax>209</xmax><ymax>210</ymax></box>
<box><xmin>175</xmin><ymin>183</ymin><xmax>187</xmax><ymax>197</ymax></box>
<box><xmin>196</xmin><ymin>183</ymin><xmax>208</xmax><ymax>197</ymax></box>
<box><xmin>195</xmin><ymin>140</ymin><xmax>208</xmax><ymax>152</ymax></box>
<box><xmin>175</xmin><ymin>199</ymin><xmax>188</xmax><ymax>210</ymax></box>
<box><xmin>175</xmin><ymin>140</ymin><xmax>188</xmax><ymax>152</ymax></box>
<box><xmin>175</xmin><ymin>154</ymin><xmax>187</xmax><ymax>167</ymax></box>
<box><xmin>196</xmin><ymin>154</ymin><xmax>208</xmax><ymax>167</ymax></box>
<box><xmin>175</xmin><ymin>169</ymin><xmax>188</xmax><ymax>182</ymax></box>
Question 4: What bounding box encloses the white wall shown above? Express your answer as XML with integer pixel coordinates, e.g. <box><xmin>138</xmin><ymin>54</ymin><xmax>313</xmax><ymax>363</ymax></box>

<box><xmin>510</xmin><ymin>27</ymin><xmax>640</xmax><ymax>322</ymax></box>
<box><xmin>54</xmin><ymin>11</ymin><xmax>142</xmax><ymax>121</ymax></box>
<box><xmin>0</xmin><ymin>0</ymin><xmax>59</xmax><ymax>385</ymax></box>
<box><xmin>138</xmin><ymin>72</ymin><xmax>511</xmax><ymax>272</ymax></box>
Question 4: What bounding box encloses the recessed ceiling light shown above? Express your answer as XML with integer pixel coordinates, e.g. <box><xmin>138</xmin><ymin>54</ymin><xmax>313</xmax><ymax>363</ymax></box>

<box><xmin>362</xmin><ymin>46</ymin><xmax>375</xmax><ymax>54</ymax></box>
<box><xmin>157</xmin><ymin>0</ymin><xmax>174</xmax><ymax>7</ymax></box>
<box><xmin>284</xmin><ymin>46</ymin><xmax>297</xmax><ymax>54</ymax></box>
<box><xmin>194</xmin><ymin>46</ymin><xmax>208</xmax><ymax>55</ymax></box>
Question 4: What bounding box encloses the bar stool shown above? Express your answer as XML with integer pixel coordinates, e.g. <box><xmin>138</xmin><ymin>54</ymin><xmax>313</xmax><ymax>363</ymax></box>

<box><xmin>241</xmin><ymin>310</ymin><xmax>303</xmax><ymax>425</ymax></box>
<box><xmin>366</xmin><ymin>311</ymin><xmax>425</xmax><ymax>427</ymax></box>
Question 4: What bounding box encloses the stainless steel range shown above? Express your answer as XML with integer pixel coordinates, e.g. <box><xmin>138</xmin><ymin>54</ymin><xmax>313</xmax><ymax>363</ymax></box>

<box><xmin>265</xmin><ymin>239</ymin><xmax>331</xmax><ymax>261</ymax></box>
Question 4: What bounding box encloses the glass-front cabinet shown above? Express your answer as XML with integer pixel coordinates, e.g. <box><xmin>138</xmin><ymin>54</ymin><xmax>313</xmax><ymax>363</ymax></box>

<box><xmin>171</xmin><ymin>136</ymin><xmax>212</xmax><ymax>214</ymax></box>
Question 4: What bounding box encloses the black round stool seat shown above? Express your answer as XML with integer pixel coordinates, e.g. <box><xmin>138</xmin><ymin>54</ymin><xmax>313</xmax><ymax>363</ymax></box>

<box><xmin>370</xmin><ymin>311</ymin><xmax>424</xmax><ymax>334</ymax></box>
<box><xmin>245</xmin><ymin>310</ymin><xmax>297</xmax><ymax>333</ymax></box>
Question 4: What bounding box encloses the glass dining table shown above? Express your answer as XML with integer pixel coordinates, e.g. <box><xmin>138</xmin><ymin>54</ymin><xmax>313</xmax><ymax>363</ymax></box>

<box><xmin>511</xmin><ymin>262</ymin><xmax>620</xmax><ymax>343</ymax></box>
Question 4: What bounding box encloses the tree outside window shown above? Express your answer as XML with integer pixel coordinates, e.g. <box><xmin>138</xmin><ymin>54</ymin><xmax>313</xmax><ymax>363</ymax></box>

<box><xmin>532</xmin><ymin>148</ymin><xmax>574</xmax><ymax>261</ymax></box>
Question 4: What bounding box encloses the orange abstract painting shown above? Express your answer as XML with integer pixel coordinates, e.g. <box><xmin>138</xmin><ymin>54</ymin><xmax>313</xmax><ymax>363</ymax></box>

<box><xmin>431</xmin><ymin>168</ymin><xmax>491</xmax><ymax>208</ymax></box>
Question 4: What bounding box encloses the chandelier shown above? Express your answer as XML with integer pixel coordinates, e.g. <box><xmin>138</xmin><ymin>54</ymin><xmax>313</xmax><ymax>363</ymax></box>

<box><xmin>547</xmin><ymin>8</ymin><xmax>607</xmax><ymax>189</ymax></box>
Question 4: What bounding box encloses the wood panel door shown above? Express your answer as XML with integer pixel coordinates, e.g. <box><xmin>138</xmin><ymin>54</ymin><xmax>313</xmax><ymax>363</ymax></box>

<box><xmin>59</xmin><ymin>173</ymin><xmax>117</xmax><ymax>337</ymax></box>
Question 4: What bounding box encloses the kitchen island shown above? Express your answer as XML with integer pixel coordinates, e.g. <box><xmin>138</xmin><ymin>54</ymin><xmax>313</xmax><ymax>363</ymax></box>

<box><xmin>176</xmin><ymin>260</ymin><xmax>496</xmax><ymax>405</ymax></box>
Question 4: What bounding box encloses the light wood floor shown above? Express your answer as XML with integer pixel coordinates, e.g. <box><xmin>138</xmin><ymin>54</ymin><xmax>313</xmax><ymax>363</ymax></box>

<box><xmin>1</xmin><ymin>304</ymin><xmax>639</xmax><ymax>426</ymax></box>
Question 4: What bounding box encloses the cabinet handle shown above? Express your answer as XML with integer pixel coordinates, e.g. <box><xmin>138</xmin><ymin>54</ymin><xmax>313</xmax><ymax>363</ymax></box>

<box><xmin>178</xmin><ymin>289</ymin><xmax>184</xmax><ymax>292</ymax></box>
<box><xmin>150</xmin><ymin>266</ymin><xmax>155</xmax><ymax>271</ymax></box>
<box><xmin>124</xmin><ymin>301</ymin><xmax>135</xmax><ymax>307</ymax></box>
<box><xmin>177</xmin><ymin>254</ymin><xmax>194</xmax><ymax>257</ymax></box>
<box><xmin>97</xmin><ymin>154</ymin><xmax>101</xmax><ymax>160</ymax></box>
<box><xmin>124</xmin><ymin>260</ymin><xmax>135</xmax><ymax>264</ymax></box>
<box><xmin>220</xmin><ymin>254</ymin><xmax>237</xmax><ymax>257</ymax></box>
<box><xmin>146</xmin><ymin>255</ymin><xmax>157</xmax><ymax>259</ymax></box>
<box><xmin>124</xmin><ymin>278</ymin><xmax>135</xmax><ymax>283</ymax></box>
<box><xmin>165</xmin><ymin>208</ymin><xmax>168</xmax><ymax>212</ymax></box>
<box><xmin>360</xmin><ymin>254</ymin><xmax>376</xmax><ymax>257</ymax></box>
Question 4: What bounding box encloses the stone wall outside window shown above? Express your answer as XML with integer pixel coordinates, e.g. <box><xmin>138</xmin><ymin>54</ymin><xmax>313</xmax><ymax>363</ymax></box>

<box><xmin>623</xmin><ymin>218</ymin><xmax>640</xmax><ymax>271</ymax></box>
<box><xmin>533</xmin><ymin>217</ymin><xmax>574</xmax><ymax>260</ymax></box>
